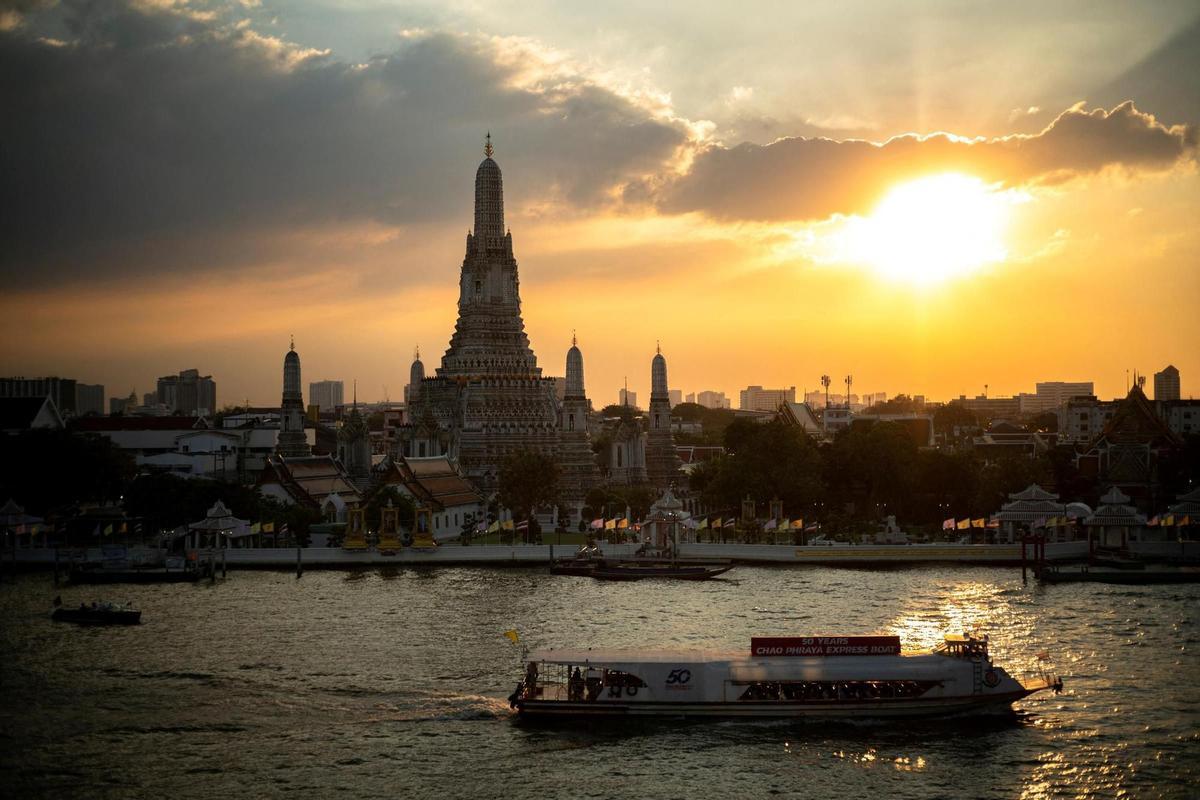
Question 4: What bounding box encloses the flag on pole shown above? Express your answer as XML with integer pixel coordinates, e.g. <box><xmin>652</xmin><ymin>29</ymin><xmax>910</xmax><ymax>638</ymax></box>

<box><xmin>279</xmin><ymin>523</ymin><xmax>290</xmax><ymax>536</ymax></box>
<box><xmin>487</xmin><ymin>520</ymin><xmax>500</xmax><ymax>534</ymax></box>
<box><xmin>987</xmin><ymin>516</ymin><xmax>1000</xmax><ymax>529</ymax></box>
<box><xmin>792</xmin><ymin>519</ymin><xmax>805</xmax><ymax>529</ymax></box>
<box><xmin>503</xmin><ymin>629</ymin><xmax>520</xmax><ymax>644</ymax></box>
<box><xmin>103</xmin><ymin>523</ymin><xmax>113</xmax><ymax>536</ymax></box>
<box><xmin>501</xmin><ymin>520</ymin><xmax>515</xmax><ymax>531</ymax></box>
<box><xmin>956</xmin><ymin>519</ymin><xmax>970</xmax><ymax>530</ymax></box>
<box><xmin>763</xmin><ymin>519</ymin><xmax>777</xmax><ymax>531</ymax></box>
<box><xmin>617</xmin><ymin>518</ymin><xmax>629</xmax><ymax>529</ymax></box>
<box><xmin>590</xmin><ymin>518</ymin><xmax>604</xmax><ymax>530</ymax></box>
<box><xmin>605</xmin><ymin>519</ymin><xmax>616</xmax><ymax>530</ymax></box>
<box><xmin>971</xmin><ymin>518</ymin><xmax>985</xmax><ymax>529</ymax></box>
<box><xmin>1033</xmin><ymin>517</ymin><xmax>1047</xmax><ymax>528</ymax></box>
<box><xmin>942</xmin><ymin>518</ymin><xmax>955</xmax><ymax>530</ymax></box>
<box><xmin>262</xmin><ymin>521</ymin><xmax>275</xmax><ymax>533</ymax></box>
<box><xmin>1162</xmin><ymin>514</ymin><xmax>1175</xmax><ymax>527</ymax></box>
<box><xmin>712</xmin><ymin>518</ymin><xmax>723</xmax><ymax>530</ymax></box>
<box><xmin>1180</xmin><ymin>515</ymin><xmax>1191</xmax><ymax>526</ymax></box>
<box><xmin>804</xmin><ymin>522</ymin><xmax>819</xmax><ymax>532</ymax></box>
<box><xmin>697</xmin><ymin>517</ymin><xmax>708</xmax><ymax>530</ymax></box>
<box><xmin>778</xmin><ymin>518</ymin><xmax>790</xmax><ymax>531</ymax></box>
<box><xmin>1147</xmin><ymin>515</ymin><xmax>1159</xmax><ymax>527</ymax></box>
<box><xmin>515</xmin><ymin>519</ymin><xmax>529</xmax><ymax>531</ymax></box>
<box><xmin>250</xmin><ymin>522</ymin><xmax>261</xmax><ymax>534</ymax></box>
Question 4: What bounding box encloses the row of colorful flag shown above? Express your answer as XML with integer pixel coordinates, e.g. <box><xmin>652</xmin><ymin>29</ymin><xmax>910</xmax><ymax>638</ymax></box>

<box><xmin>1148</xmin><ymin>514</ymin><xmax>1191</xmax><ymax>527</ymax></box>
<box><xmin>942</xmin><ymin>517</ymin><xmax>1001</xmax><ymax>530</ymax></box>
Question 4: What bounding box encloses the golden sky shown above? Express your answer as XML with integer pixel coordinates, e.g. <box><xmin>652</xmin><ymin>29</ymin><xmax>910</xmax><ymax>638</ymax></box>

<box><xmin>1</xmin><ymin>1</ymin><xmax>1197</xmax><ymax>406</ymax></box>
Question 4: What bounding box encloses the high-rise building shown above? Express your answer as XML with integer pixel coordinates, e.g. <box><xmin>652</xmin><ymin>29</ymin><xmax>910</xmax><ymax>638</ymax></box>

<box><xmin>696</xmin><ymin>390</ymin><xmax>730</xmax><ymax>409</ymax></box>
<box><xmin>277</xmin><ymin>340</ymin><xmax>311</xmax><ymax>457</ymax></box>
<box><xmin>618</xmin><ymin>388</ymin><xmax>638</xmax><ymax>408</ymax></box>
<box><xmin>668</xmin><ymin>389</ymin><xmax>682</xmax><ymax>407</ymax></box>
<box><xmin>0</xmin><ymin>376</ymin><xmax>78</xmax><ymax>415</ymax></box>
<box><xmin>309</xmin><ymin>380</ymin><xmax>345</xmax><ymax>411</ymax></box>
<box><xmin>156</xmin><ymin>369</ymin><xmax>216</xmax><ymax>416</ymax></box>
<box><xmin>739</xmin><ymin>385</ymin><xmax>796</xmax><ymax>412</ymax></box>
<box><xmin>75</xmin><ymin>383</ymin><xmax>105</xmax><ymax>416</ymax></box>
<box><xmin>1154</xmin><ymin>365</ymin><xmax>1180</xmax><ymax>401</ymax></box>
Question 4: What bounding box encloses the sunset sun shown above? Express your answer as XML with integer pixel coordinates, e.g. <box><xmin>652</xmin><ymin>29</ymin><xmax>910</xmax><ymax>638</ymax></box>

<box><xmin>847</xmin><ymin>173</ymin><xmax>1015</xmax><ymax>285</ymax></box>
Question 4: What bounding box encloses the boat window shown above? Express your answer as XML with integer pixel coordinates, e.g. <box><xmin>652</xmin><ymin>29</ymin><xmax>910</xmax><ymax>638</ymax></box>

<box><xmin>734</xmin><ymin>680</ymin><xmax>937</xmax><ymax>702</ymax></box>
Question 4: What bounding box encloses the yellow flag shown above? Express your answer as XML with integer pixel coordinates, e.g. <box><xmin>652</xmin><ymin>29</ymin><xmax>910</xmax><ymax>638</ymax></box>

<box><xmin>502</xmin><ymin>520</ymin><xmax>515</xmax><ymax>531</ymax></box>
<box><xmin>487</xmin><ymin>520</ymin><xmax>500</xmax><ymax>534</ymax></box>
<box><xmin>605</xmin><ymin>519</ymin><xmax>616</xmax><ymax>530</ymax></box>
<box><xmin>713</xmin><ymin>518</ymin><xmax>722</xmax><ymax>530</ymax></box>
<box><xmin>779</xmin><ymin>518</ymin><xmax>790</xmax><ymax>530</ymax></box>
<box><xmin>103</xmin><ymin>523</ymin><xmax>113</xmax><ymax>536</ymax></box>
<box><xmin>617</xmin><ymin>518</ymin><xmax>629</xmax><ymax>529</ymax></box>
<box><xmin>971</xmin><ymin>518</ymin><xmax>985</xmax><ymax>528</ymax></box>
<box><xmin>697</xmin><ymin>517</ymin><xmax>708</xmax><ymax>529</ymax></box>
<box><xmin>503</xmin><ymin>629</ymin><xmax>519</xmax><ymax>644</ymax></box>
<box><xmin>792</xmin><ymin>518</ymin><xmax>804</xmax><ymax>529</ymax></box>
<box><xmin>262</xmin><ymin>521</ymin><xmax>275</xmax><ymax>533</ymax></box>
<box><xmin>250</xmin><ymin>522</ymin><xmax>261</xmax><ymax>534</ymax></box>
<box><xmin>956</xmin><ymin>519</ymin><xmax>970</xmax><ymax>530</ymax></box>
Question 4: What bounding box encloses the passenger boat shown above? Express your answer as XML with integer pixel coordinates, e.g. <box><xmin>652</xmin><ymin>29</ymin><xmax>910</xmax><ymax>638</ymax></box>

<box><xmin>52</xmin><ymin>601</ymin><xmax>142</xmax><ymax>626</ymax></box>
<box><xmin>509</xmin><ymin>634</ymin><xmax>1061</xmax><ymax>719</ymax></box>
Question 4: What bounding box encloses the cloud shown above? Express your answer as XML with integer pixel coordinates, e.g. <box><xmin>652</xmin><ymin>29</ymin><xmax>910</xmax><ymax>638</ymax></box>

<box><xmin>649</xmin><ymin>101</ymin><xmax>1197</xmax><ymax>222</ymax></box>
<box><xmin>0</xmin><ymin>0</ymin><xmax>687</xmax><ymax>285</ymax></box>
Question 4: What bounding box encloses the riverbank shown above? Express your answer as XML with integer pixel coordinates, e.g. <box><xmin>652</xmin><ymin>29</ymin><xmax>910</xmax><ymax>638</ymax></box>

<box><xmin>9</xmin><ymin>539</ymin><xmax>1194</xmax><ymax>570</ymax></box>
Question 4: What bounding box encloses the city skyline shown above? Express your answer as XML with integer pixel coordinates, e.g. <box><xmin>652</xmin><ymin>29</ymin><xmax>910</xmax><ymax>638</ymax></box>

<box><xmin>1</xmin><ymin>1</ymin><xmax>1197</xmax><ymax>408</ymax></box>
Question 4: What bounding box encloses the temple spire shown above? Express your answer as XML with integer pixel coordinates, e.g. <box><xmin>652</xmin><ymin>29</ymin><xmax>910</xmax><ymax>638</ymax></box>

<box><xmin>484</xmin><ymin>131</ymin><xmax>493</xmax><ymax>159</ymax></box>
<box><xmin>572</xmin><ymin>329</ymin><xmax>577</xmax><ymax>347</ymax></box>
<box><xmin>290</xmin><ymin>334</ymin><xmax>295</xmax><ymax>352</ymax></box>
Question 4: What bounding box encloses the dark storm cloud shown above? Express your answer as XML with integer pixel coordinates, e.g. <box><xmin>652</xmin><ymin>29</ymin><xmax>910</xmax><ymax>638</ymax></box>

<box><xmin>0</xmin><ymin>0</ymin><xmax>686</xmax><ymax>284</ymax></box>
<box><xmin>651</xmin><ymin>101</ymin><xmax>1197</xmax><ymax>222</ymax></box>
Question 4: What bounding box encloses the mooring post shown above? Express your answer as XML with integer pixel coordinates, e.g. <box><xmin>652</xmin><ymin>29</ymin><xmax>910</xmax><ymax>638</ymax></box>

<box><xmin>54</xmin><ymin>548</ymin><xmax>60</xmax><ymax>587</ymax></box>
<box><xmin>221</xmin><ymin>548</ymin><xmax>227</xmax><ymax>579</ymax></box>
<box><xmin>209</xmin><ymin>550</ymin><xmax>216</xmax><ymax>585</ymax></box>
<box><xmin>1021</xmin><ymin>536</ymin><xmax>1027</xmax><ymax>584</ymax></box>
<box><xmin>295</xmin><ymin>546</ymin><xmax>303</xmax><ymax>579</ymax></box>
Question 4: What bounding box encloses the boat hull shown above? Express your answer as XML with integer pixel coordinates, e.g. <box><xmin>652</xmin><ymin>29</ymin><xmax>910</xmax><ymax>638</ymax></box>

<box><xmin>516</xmin><ymin>689</ymin><xmax>1035</xmax><ymax>720</ymax></box>
<box><xmin>590</xmin><ymin>565</ymin><xmax>734</xmax><ymax>581</ymax></box>
<box><xmin>52</xmin><ymin>608</ymin><xmax>142</xmax><ymax>625</ymax></box>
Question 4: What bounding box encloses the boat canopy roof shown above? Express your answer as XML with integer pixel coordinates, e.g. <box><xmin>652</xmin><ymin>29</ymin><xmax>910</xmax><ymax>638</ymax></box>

<box><xmin>528</xmin><ymin>648</ymin><xmax>740</xmax><ymax>665</ymax></box>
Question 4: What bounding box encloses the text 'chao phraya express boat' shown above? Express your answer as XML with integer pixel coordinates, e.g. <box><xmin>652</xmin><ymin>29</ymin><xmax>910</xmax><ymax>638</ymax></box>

<box><xmin>509</xmin><ymin>634</ymin><xmax>1061</xmax><ymax>720</ymax></box>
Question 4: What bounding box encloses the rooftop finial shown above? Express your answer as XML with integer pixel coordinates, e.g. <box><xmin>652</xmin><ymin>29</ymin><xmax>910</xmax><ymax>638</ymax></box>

<box><xmin>484</xmin><ymin>131</ymin><xmax>494</xmax><ymax>159</ymax></box>
<box><xmin>656</xmin><ymin>339</ymin><xmax>661</xmax><ymax>355</ymax></box>
<box><xmin>353</xmin><ymin>379</ymin><xmax>357</xmax><ymax>408</ymax></box>
<box><xmin>572</xmin><ymin>329</ymin><xmax>577</xmax><ymax>347</ymax></box>
<box><xmin>290</xmin><ymin>334</ymin><xmax>294</xmax><ymax>352</ymax></box>
<box><xmin>414</xmin><ymin>344</ymin><xmax>420</xmax><ymax>361</ymax></box>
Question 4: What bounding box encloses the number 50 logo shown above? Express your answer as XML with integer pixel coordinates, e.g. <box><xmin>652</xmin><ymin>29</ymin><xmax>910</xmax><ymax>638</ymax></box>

<box><xmin>666</xmin><ymin>668</ymin><xmax>692</xmax><ymax>685</ymax></box>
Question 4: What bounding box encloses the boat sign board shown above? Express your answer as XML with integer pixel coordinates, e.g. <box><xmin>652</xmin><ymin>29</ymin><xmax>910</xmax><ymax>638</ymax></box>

<box><xmin>750</xmin><ymin>636</ymin><xmax>901</xmax><ymax>657</ymax></box>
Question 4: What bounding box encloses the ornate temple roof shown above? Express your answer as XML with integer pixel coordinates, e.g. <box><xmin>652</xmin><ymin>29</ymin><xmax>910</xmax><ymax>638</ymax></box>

<box><xmin>1008</xmin><ymin>484</ymin><xmax>1059</xmax><ymax>502</ymax></box>
<box><xmin>651</xmin><ymin>345</ymin><xmax>669</xmax><ymax>400</ymax></box>
<box><xmin>474</xmin><ymin>134</ymin><xmax>504</xmax><ymax>242</ymax></box>
<box><xmin>1084</xmin><ymin>486</ymin><xmax>1147</xmax><ymax>526</ymax></box>
<box><xmin>565</xmin><ymin>334</ymin><xmax>585</xmax><ymax>397</ymax></box>
<box><xmin>283</xmin><ymin>339</ymin><xmax>301</xmax><ymax>395</ymax></box>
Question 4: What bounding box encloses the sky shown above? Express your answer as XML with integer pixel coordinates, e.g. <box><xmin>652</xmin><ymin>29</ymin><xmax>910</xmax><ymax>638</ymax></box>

<box><xmin>1</xmin><ymin>0</ymin><xmax>1198</xmax><ymax>407</ymax></box>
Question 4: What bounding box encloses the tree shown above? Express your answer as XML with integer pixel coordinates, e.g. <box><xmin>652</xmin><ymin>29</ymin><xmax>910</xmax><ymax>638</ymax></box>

<box><xmin>933</xmin><ymin>403</ymin><xmax>980</xmax><ymax>436</ymax></box>
<box><xmin>693</xmin><ymin>419</ymin><xmax>824</xmax><ymax>518</ymax></box>
<box><xmin>498</xmin><ymin>449</ymin><xmax>560</xmax><ymax>528</ymax></box>
<box><xmin>0</xmin><ymin>429</ymin><xmax>136</xmax><ymax>518</ymax></box>
<box><xmin>362</xmin><ymin>484</ymin><xmax>416</xmax><ymax>532</ymax></box>
<box><xmin>599</xmin><ymin>404</ymin><xmax>642</xmax><ymax>421</ymax></box>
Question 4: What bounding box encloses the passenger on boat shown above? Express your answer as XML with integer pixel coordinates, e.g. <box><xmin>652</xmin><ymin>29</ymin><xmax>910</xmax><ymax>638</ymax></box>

<box><xmin>568</xmin><ymin>668</ymin><xmax>584</xmax><ymax>701</ymax></box>
<box><xmin>585</xmin><ymin>668</ymin><xmax>602</xmax><ymax>701</ymax></box>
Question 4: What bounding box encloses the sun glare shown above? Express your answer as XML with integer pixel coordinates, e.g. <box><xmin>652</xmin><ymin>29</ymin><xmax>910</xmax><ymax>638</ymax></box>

<box><xmin>841</xmin><ymin>173</ymin><xmax>1015</xmax><ymax>285</ymax></box>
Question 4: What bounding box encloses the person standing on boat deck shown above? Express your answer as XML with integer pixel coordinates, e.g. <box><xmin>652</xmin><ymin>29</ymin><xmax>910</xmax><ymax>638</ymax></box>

<box><xmin>569</xmin><ymin>668</ymin><xmax>584</xmax><ymax>701</ymax></box>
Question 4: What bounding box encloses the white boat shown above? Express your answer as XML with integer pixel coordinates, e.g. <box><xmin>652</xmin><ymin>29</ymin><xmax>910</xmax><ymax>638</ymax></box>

<box><xmin>509</xmin><ymin>634</ymin><xmax>1060</xmax><ymax>720</ymax></box>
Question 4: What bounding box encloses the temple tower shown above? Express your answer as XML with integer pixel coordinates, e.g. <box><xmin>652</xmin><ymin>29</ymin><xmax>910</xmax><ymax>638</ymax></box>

<box><xmin>399</xmin><ymin>135</ymin><xmax>561</xmax><ymax>494</ymax></box>
<box><xmin>559</xmin><ymin>333</ymin><xmax>601</xmax><ymax>520</ymax></box>
<box><xmin>338</xmin><ymin>382</ymin><xmax>371</xmax><ymax>489</ymax></box>
<box><xmin>405</xmin><ymin>346</ymin><xmax>424</xmax><ymax>404</ymax></box>
<box><xmin>277</xmin><ymin>338</ymin><xmax>310</xmax><ymax>457</ymax></box>
<box><xmin>645</xmin><ymin>343</ymin><xmax>682</xmax><ymax>489</ymax></box>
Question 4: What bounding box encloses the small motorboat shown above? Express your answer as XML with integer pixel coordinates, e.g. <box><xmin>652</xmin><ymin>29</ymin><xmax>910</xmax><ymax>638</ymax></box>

<box><xmin>52</xmin><ymin>600</ymin><xmax>142</xmax><ymax>625</ymax></box>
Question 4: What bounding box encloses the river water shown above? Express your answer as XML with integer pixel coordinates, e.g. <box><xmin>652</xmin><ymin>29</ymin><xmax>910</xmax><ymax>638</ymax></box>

<box><xmin>1</xmin><ymin>566</ymin><xmax>1197</xmax><ymax>799</ymax></box>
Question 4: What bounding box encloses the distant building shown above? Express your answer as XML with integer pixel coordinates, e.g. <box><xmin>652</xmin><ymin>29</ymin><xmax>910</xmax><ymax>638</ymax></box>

<box><xmin>1057</xmin><ymin>396</ymin><xmax>1117</xmax><ymax>444</ymax></box>
<box><xmin>668</xmin><ymin>389</ymin><xmax>682</xmax><ymax>407</ymax></box>
<box><xmin>618</xmin><ymin>388</ymin><xmax>638</xmax><ymax>408</ymax></box>
<box><xmin>277</xmin><ymin>341</ymin><xmax>311</xmax><ymax>458</ymax></box>
<box><xmin>740</xmin><ymin>385</ymin><xmax>795</xmax><ymax>412</ymax></box>
<box><xmin>1159</xmin><ymin>400</ymin><xmax>1200</xmax><ymax>437</ymax></box>
<box><xmin>952</xmin><ymin>395</ymin><xmax>1020</xmax><ymax>420</ymax></box>
<box><xmin>309</xmin><ymin>380</ymin><xmax>344</xmax><ymax>411</ymax></box>
<box><xmin>156</xmin><ymin>369</ymin><xmax>215</xmax><ymax>416</ymax></box>
<box><xmin>695</xmin><ymin>390</ymin><xmax>730</xmax><ymax>409</ymax></box>
<box><xmin>1154</xmin><ymin>365</ymin><xmax>1180</xmax><ymax>401</ymax></box>
<box><xmin>75</xmin><ymin>383</ymin><xmax>105</xmax><ymax>416</ymax></box>
<box><xmin>0</xmin><ymin>376</ymin><xmax>78</xmax><ymax>416</ymax></box>
<box><xmin>109</xmin><ymin>391</ymin><xmax>137</xmax><ymax>415</ymax></box>
<box><xmin>142</xmin><ymin>392</ymin><xmax>156</xmax><ymax>408</ymax></box>
<box><xmin>1018</xmin><ymin>381</ymin><xmax>1095</xmax><ymax>414</ymax></box>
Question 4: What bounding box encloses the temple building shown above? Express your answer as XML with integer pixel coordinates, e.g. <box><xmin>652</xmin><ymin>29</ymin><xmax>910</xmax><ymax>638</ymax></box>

<box><xmin>645</xmin><ymin>344</ymin><xmax>683</xmax><ymax>489</ymax></box>
<box><xmin>277</xmin><ymin>338</ymin><xmax>311</xmax><ymax>458</ymax></box>
<box><xmin>397</xmin><ymin>136</ymin><xmax>598</xmax><ymax>514</ymax></box>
